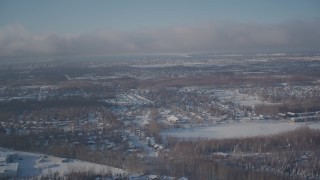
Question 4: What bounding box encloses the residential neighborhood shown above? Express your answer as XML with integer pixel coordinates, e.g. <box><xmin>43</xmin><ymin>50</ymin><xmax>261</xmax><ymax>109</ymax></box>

<box><xmin>0</xmin><ymin>53</ymin><xmax>320</xmax><ymax>179</ymax></box>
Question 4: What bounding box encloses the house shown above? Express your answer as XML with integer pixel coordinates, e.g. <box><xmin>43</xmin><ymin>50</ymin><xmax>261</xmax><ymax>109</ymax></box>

<box><xmin>167</xmin><ymin>115</ymin><xmax>179</xmax><ymax>124</ymax></box>
<box><xmin>0</xmin><ymin>156</ymin><xmax>7</xmax><ymax>163</ymax></box>
<box><xmin>278</xmin><ymin>113</ymin><xmax>286</xmax><ymax>118</ymax></box>
<box><xmin>147</xmin><ymin>137</ymin><xmax>156</xmax><ymax>146</ymax></box>
<box><xmin>287</xmin><ymin>112</ymin><xmax>296</xmax><ymax>117</ymax></box>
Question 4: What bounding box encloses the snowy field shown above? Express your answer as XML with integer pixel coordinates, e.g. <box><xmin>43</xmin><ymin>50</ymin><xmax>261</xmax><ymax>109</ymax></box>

<box><xmin>162</xmin><ymin>121</ymin><xmax>320</xmax><ymax>139</ymax></box>
<box><xmin>0</xmin><ymin>148</ymin><xmax>126</xmax><ymax>178</ymax></box>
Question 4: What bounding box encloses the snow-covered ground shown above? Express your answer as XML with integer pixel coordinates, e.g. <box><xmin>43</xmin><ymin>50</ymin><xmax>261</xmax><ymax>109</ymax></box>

<box><xmin>0</xmin><ymin>148</ymin><xmax>126</xmax><ymax>178</ymax></box>
<box><xmin>162</xmin><ymin>121</ymin><xmax>320</xmax><ymax>139</ymax></box>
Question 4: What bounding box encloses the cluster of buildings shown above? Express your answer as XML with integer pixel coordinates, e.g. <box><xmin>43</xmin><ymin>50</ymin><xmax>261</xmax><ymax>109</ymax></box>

<box><xmin>0</xmin><ymin>85</ymin><xmax>58</xmax><ymax>102</ymax></box>
<box><xmin>103</xmin><ymin>93</ymin><xmax>153</xmax><ymax>106</ymax></box>
<box><xmin>279</xmin><ymin>111</ymin><xmax>320</xmax><ymax>122</ymax></box>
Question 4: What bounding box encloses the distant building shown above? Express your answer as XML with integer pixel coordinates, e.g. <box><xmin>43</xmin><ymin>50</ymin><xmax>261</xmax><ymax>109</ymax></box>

<box><xmin>290</xmin><ymin>116</ymin><xmax>318</xmax><ymax>122</ymax></box>
<box><xmin>287</xmin><ymin>112</ymin><xmax>296</xmax><ymax>117</ymax></box>
<box><xmin>0</xmin><ymin>156</ymin><xmax>7</xmax><ymax>163</ymax></box>
<box><xmin>0</xmin><ymin>162</ymin><xmax>19</xmax><ymax>178</ymax></box>
<box><xmin>167</xmin><ymin>115</ymin><xmax>179</xmax><ymax>124</ymax></box>
<box><xmin>278</xmin><ymin>113</ymin><xmax>287</xmax><ymax>118</ymax></box>
<box><xmin>0</xmin><ymin>151</ymin><xmax>19</xmax><ymax>178</ymax></box>
<box><xmin>0</xmin><ymin>151</ymin><xmax>17</xmax><ymax>162</ymax></box>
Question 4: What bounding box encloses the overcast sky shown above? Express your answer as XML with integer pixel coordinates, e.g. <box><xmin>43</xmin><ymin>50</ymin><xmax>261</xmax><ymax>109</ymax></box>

<box><xmin>1</xmin><ymin>0</ymin><xmax>320</xmax><ymax>57</ymax></box>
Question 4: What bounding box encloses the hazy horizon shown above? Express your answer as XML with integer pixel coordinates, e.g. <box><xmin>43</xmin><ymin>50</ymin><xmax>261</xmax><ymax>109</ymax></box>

<box><xmin>1</xmin><ymin>0</ymin><xmax>320</xmax><ymax>58</ymax></box>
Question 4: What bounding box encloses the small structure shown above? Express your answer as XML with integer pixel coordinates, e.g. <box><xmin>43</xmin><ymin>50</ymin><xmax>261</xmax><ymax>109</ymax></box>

<box><xmin>0</xmin><ymin>163</ymin><xmax>19</xmax><ymax>178</ymax></box>
<box><xmin>167</xmin><ymin>115</ymin><xmax>179</xmax><ymax>124</ymax></box>
<box><xmin>278</xmin><ymin>113</ymin><xmax>286</xmax><ymax>118</ymax></box>
<box><xmin>61</xmin><ymin>158</ymin><xmax>71</xmax><ymax>163</ymax></box>
<box><xmin>147</xmin><ymin>137</ymin><xmax>156</xmax><ymax>146</ymax></box>
<box><xmin>147</xmin><ymin>175</ymin><xmax>159</xmax><ymax>180</ymax></box>
<box><xmin>287</xmin><ymin>112</ymin><xmax>296</xmax><ymax>117</ymax></box>
<box><xmin>290</xmin><ymin>116</ymin><xmax>318</xmax><ymax>122</ymax></box>
<box><xmin>0</xmin><ymin>150</ymin><xmax>19</xmax><ymax>178</ymax></box>
<box><xmin>0</xmin><ymin>151</ymin><xmax>17</xmax><ymax>162</ymax></box>
<box><xmin>178</xmin><ymin>177</ymin><xmax>188</xmax><ymax>180</ymax></box>
<box><xmin>0</xmin><ymin>156</ymin><xmax>7</xmax><ymax>163</ymax></box>
<box><xmin>209</xmin><ymin>152</ymin><xmax>230</xmax><ymax>159</ymax></box>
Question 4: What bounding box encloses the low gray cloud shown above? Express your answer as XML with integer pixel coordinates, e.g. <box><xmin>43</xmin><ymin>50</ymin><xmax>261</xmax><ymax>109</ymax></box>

<box><xmin>0</xmin><ymin>20</ymin><xmax>319</xmax><ymax>57</ymax></box>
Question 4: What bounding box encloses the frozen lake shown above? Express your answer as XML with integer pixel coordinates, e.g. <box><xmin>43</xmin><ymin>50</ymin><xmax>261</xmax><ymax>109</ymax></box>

<box><xmin>162</xmin><ymin>121</ymin><xmax>320</xmax><ymax>139</ymax></box>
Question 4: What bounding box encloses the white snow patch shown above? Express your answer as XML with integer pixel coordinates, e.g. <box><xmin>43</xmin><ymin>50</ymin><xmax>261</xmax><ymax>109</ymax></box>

<box><xmin>0</xmin><ymin>148</ymin><xmax>126</xmax><ymax>178</ymax></box>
